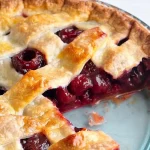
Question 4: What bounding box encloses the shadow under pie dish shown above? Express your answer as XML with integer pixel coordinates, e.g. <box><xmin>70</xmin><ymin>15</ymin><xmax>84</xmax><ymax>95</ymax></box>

<box><xmin>0</xmin><ymin>0</ymin><xmax>149</xmax><ymax>149</ymax></box>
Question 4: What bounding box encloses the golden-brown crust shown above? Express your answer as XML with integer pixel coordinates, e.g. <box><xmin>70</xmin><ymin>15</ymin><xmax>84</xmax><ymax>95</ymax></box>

<box><xmin>0</xmin><ymin>0</ymin><xmax>149</xmax><ymax>149</ymax></box>
<box><xmin>64</xmin><ymin>0</ymin><xmax>93</xmax><ymax>12</ymax></box>
<box><xmin>0</xmin><ymin>0</ymin><xmax>23</xmax><ymax>15</ymax></box>
<box><xmin>59</xmin><ymin>27</ymin><xmax>107</xmax><ymax>73</ymax></box>
<box><xmin>1</xmin><ymin>27</ymin><xmax>106</xmax><ymax>112</ymax></box>
<box><xmin>0</xmin><ymin>27</ymin><xmax>108</xmax><ymax>148</ymax></box>
<box><xmin>90</xmin><ymin>2</ymin><xmax>114</xmax><ymax>24</ymax></box>
<box><xmin>49</xmin><ymin>131</ymin><xmax>119</xmax><ymax>150</ymax></box>
<box><xmin>109</xmin><ymin>10</ymin><xmax>133</xmax><ymax>33</ymax></box>
<box><xmin>0</xmin><ymin>115</ymin><xmax>41</xmax><ymax>145</ymax></box>
<box><xmin>0</xmin><ymin>96</ymin><xmax>75</xmax><ymax>146</ymax></box>
<box><xmin>23</xmin><ymin>0</ymin><xmax>64</xmax><ymax>13</ymax></box>
<box><xmin>90</xmin><ymin>2</ymin><xmax>133</xmax><ymax>43</ymax></box>
<box><xmin>2</xmin><ymin>70</ymin><xmax>50</xmax><ymax>112</ymax></box>
<box><xmin>0</xmin><ymin>0</ymin><xmax>149</xmax><ymax>58</ymax></box>
<box><xmin>24</xmin><ymin>96</ymin><xmax>75</xmax><ymax>143</ymax></box>
<box><xmin>130</xmin><ymin>21</ymin><xmax>150</xmax><ymax>56</ymax></box>
<box><xmin>1</xmin><ymin>140</ymin><xmax>23</xmax><ymax>150</ymax></box>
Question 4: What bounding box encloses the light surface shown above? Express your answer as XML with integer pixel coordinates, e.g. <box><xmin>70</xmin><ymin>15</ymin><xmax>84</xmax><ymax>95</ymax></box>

<box><xmin>65</xmin><ymin>92</ymin><xmax>150</xmax><ymax>150</ymax></box>
<box><xmin>101</xmin><ymin>0</ymin><xmax>150</xmax><ymax>25</ymax></box>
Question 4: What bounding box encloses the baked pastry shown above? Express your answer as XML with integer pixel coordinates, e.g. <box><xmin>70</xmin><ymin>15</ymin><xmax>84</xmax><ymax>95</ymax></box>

<box><xmin>0</xmin><ymin>0</ymin><xmax>149</xmax><ymax>149</ymax></box>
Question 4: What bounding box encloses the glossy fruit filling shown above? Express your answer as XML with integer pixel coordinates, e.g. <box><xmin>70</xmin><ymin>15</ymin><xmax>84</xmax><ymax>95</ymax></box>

<box><xmin>21</xmin><ymin>133</ymin><xmax>50</xmax><ymax>150</ymax></box>
<box><xmin>56</xmin><ymin>26</ymin><xmax>83</xmax><ymax>43</ymax></box>
<box><xmin>44</xmin><ymin>58</ymin><xmax>150</xmax><ymax>112</ymax></box>
<box><xmin>12</xmin><ymin>48</ymin><xmax>46</xmax><ymax>74</ymax></box>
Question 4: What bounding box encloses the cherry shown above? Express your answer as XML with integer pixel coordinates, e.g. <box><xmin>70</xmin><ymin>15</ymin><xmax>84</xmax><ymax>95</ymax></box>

<box><xmin>69</xmin><ymin>74</ymin><xmax>93</xmax><ymax>96</ymax></box>
<box><xmin>12</xmin><ymin>48</ymin><xmax>46</xmax><ymax>74</ymax></box>
<box><xmin>143</xmin><ymin>58</ymin><xmax>150</xmax><ymax>70</ymax></box>
<box><xmin>91</xmin><ymin>74</ymin><xmax>111</xmax><ymax>94</ymax></box>
<box><xmin>56</xmin><ymin>87</ymin><xmax>75</xmax><ymax>104</ymax></box>
<box><xmin>0</xmin><ymin>86</ymin><xmax>7</xmax><ymax>95</ymax></box>
<box><xmin>58</xmin><ymin>99</ymin><xmax>81</xmax><ymax>113</ymax></box>
<box><xmin>144</xmin><ymin>71</ymin><xmax>150</xmax><ymax>87</ymax></box>
<box><xmin>56</xmin><ymin>26</ymin><xmax>83</xmax><ymax>43</ymax></box>
<box><xmin>119</xmin><ymin>74</ymin><xmax>134</xmax><ymax>88</ymax></box>
<box><xmin>120</xmin><ymin>62</ymin><xmax>146</xmax><ymax>89</ymax></box>
<box><xmin>54</xmin><ymin>58</ymin><xmax>150</xmax><ymax>112</ymax></box>
<box><xmin>21</xmin><ymin>133</ymin><xmax>50</xmax><ymax>150</ymax></box>
<box><xmin>111</xmin><ymin>83</ymin><xmax>121</xmax><ymax>94</ymax></box>
<box><xmin>79</xmin><ymin>90</ymin><xmax>93</xmax><ymax>104</ymax></box>
<box><xmin>130</xmin><ymin>63</ymin><xmax>145</xmax><ymax>86</ymax></box>
<box><xmin>81</xmin><ymin>60</ymin><xmax>99</xmax><ymax>75</ymax></box>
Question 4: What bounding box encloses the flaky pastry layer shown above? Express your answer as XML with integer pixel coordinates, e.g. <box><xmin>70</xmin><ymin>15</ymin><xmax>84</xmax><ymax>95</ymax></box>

<box><xmin>0</xmin><ymin>0</ymin><xmax>149</xmax><ymax>149</ymax></box>
<box><xmin>0</xmin><ymin>0</ymin><xmax>149</xmax><ymax>78</ymax></box>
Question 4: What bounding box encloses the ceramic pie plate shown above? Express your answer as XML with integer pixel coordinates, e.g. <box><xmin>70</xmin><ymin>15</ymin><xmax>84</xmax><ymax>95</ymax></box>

<box><xmin>64</xmin><ymin>2</ymin><xmax>150</xmax><ymax>150</ymax></box>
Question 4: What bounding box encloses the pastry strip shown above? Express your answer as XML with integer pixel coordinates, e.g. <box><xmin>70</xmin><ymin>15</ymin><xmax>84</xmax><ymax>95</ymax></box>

<box><xmin>49</xmin><ymin>131</ymin><xmax>119</xmax><ymax>150</ymax></box>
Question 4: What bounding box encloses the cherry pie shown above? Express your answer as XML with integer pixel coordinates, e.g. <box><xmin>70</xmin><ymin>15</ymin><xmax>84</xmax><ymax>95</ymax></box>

<box><xmin>0</xmin><ymin>0</ymin><xmax>149</xmax><ymax>149</ymax></box>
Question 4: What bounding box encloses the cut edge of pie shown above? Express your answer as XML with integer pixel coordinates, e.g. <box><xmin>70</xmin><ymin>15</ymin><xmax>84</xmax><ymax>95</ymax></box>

<box><xmin>0</xmin><ymin>0</ymin><xmax>149</xmax><ymax>149</ymax></box>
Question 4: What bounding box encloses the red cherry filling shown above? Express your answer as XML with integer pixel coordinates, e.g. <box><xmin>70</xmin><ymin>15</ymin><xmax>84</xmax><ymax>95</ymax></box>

<box><xmin>91</xmin><ymin>74</ymin><xmax>111</xmax><ymax>94</ymax></box>
<box><xmin>44</xmin><ymin>58</ymin><xmax>150</xmax><ymax>113</ymax></box>
<box><xmin>69</xmin><ymin>74</ymin><xmax>93</xmax><ymax>96</ymax></box>
<box><xmin>79</xmin><ymin>90</ymin><xmax>93</xmax><ymax>105</ymax></box>
<box><xmin>82</xmin><ymin>62</ymin><xmax>98</xmax><ymax>74</ymax></box>
<box><xmin>0</xmin><ymin>86</ymin><xmax>7</xmax><ymax>95</ymax></box>
<box><xmin>74</xmin><ymin>127</ymin><xmax>85</xmax><ymax>132</ymax></box>
<box><xmin>12</xmin><ymin>48</ymin><xmax>46</xmax><ymax>74</ymax></box>
<box><xmin>118</xmin><ymin>62</ymin><xmax>146</xmax><ymax>89</ymax></box>
<box><xmin>56</xmin><ymin>26</ymin><xmax>83</xmax><ymax>43</ymax></box>
<box><xmin>21</xmin><ymin>133</ymin><xmax>50</xmax><ymax>150</ymax></box>
<box><xmin>143</xmin><ymin>58</ymin><xmax>150</xmax><ymax>70</ymax></box>
<box><xmin>56</xmin><ymin>87</ymin><xmax>75</xmax><ymax>104</ymax></box>
<box><xmin>130</xmin><ymin>64</ymin><xmax>145</xmax><ymax>85</ymax></box>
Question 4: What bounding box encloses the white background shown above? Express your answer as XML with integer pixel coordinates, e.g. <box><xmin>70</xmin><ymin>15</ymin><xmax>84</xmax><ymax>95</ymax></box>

<box><xmin>101</xmin><ymin>0</ymin><xmax>150</xmax><ymax>25</ymax></box>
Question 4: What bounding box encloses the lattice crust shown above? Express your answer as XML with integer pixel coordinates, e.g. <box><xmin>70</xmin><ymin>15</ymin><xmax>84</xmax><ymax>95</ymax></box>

<box><xmin>0</xmin><ymin>0</ymin><xmax>149</xmax><ymax>149</ymax></box>
<box><xmin>0</xmin><ymin>96</ymin><xmax>75</xmax><ymax>149</ymax></box>
<box><xmin>0</xmin><ymin>0</ymin><xmax>148</xmax><ymax>82</ymax></box>
<box><xmin>0</xmin><ymin>1</ymin><xmax>149</xmax><ymax>79</ymax></box>
<box><xmin>0</xmin><ymin>27</ymin><xmax>106</xmax><ymax>112</ymax></box>
<box><xmin>0</xmin><ymin>27</ymin><xmax>109</xmax><ymax>149</ymax></box>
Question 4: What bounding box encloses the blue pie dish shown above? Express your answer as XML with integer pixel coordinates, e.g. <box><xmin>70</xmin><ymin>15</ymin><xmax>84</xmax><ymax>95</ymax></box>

<box><xmin>65</xmin><ymin>91</ymin><xmax>150</xmax><ymax>150</ymax></box>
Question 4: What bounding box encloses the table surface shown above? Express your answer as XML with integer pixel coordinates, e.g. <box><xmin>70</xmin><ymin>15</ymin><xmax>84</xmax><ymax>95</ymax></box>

<box><xmin>101</xmin><ymin>0</ymin><xmax>150</xmax><ymax>25</ymax></box>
